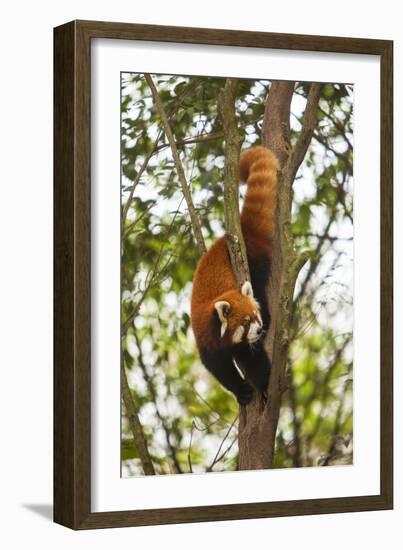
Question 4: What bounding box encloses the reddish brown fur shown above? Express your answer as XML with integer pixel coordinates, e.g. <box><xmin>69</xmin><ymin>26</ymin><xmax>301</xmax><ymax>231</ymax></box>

<box><xmin>240</xmin><ymin>146</ymin><xmax>279</xmax><ymax>260</ymax></box>
<box><xmin>191</xmin><ymin>146</ymin><xmax>278</xmax><ymax>352</ymax></box>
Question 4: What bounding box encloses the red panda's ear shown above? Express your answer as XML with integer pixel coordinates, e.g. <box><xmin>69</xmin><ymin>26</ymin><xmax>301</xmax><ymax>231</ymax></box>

<box><xmin>214</xmin><ymin>301</ymin><xmax>230</xmax><ymax>337</ymax></box>
<box><xmin>241</xmin><ymin>281</ymin><xmax>254</xmax><ymax>298</ymax></box>
<box><xmin>214</xmin><ymin>301</ymin><xmax>230</xmax><ymax>321</ymax></box>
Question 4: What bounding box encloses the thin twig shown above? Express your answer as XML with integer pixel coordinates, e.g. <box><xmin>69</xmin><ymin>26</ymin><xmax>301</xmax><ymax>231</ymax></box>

<box><xmin>187</xmin><ymin>421</ymin><xmax>195</xmax><ymax>473</ymax></box>
<box><xmin>292</xmin><ymin>207</ymin><xmax>338</xmax><ymax>311</ymax></box>
<box><xmin>317</xmin><ymin>103</ymin><xmax>353</xmax><ymax>151</ymax></box>
<box><xmin>122</xmin><ymin>197</ymin><xmax>185</xmax><ymax>332</ymax></box>
<box><xmin>122</xmin><ymin>129</ymin><xmax>163</xmax><ymax>225</ymax></box>
<box><xmin>207</xmin><ymin>415</ymin><xmax>239</xmax><ymax>471</ymax></box>
<box><xmin>134</xmin><ymin>332</ymin><xmax>183</xmax><ymax>473</ymax></box>
<box><xmin>123</xmin><ymin>201</ymin><xmax>155</xmax><ymax>237</ymax></box>
<box><xmin>214</xmin><ymin>435</ymin><xmax>238</xmax><ymax>466</ymax></box>
<box><xmin>306</xmin><ymin>336</ymin><xmax>352</xmax><ymax>459</ymax></box>
<box><xmin>313</xmin><ymin>131</ymin><xmax>353</xmax><ymax>174</ymax></box>
<box><xmin>189</xmin><ymin>384</ymin><xmax>232</xmax><ymax>426</ymax></box>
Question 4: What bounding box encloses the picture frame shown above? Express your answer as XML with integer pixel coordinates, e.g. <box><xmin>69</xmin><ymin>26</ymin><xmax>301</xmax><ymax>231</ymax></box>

<box><xmin>54</xmin><ymin>20</ymin><xmax>393</xmax><ymax>529</ymax></box>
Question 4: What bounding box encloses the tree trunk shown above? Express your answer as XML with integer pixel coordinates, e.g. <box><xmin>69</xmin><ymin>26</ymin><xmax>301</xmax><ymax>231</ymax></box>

<box><xmin>238</xmin><ymin>81</ymin><xmax>322</xmax><ymax>470</ymax></box>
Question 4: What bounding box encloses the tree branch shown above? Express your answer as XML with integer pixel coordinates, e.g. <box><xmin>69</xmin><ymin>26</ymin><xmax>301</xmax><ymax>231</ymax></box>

<box><xmin>284</xmin><ymin>83</ymin><xmax>323</xmax><ymax>184</ymax></box>
<box><xmin>121</xmin><ymin>363</ymin><xmax>155</xmax><ymax>475</ymax></box>
<box><xmin>145</xmin><ymin>73</ymin><xmax>206</xmax><ymax>255</ymax></box>
<box><xmin>218</xmin><ymin>78</ymin><xmax>250</xmax><ymax>286</ymax></box>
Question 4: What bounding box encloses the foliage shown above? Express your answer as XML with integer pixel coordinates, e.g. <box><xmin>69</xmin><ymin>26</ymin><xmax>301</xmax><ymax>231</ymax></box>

<box><xmin>120</xmin><ymin>73</ymin><xmax>353</xmax><ymax>475</ymax></box>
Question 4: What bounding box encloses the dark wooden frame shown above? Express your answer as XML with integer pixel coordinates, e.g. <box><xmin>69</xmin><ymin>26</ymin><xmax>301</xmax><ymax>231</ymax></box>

<box><xmin>54</xmin><ymin>20</ymin><xmax>393</xmax><ymax>530</ymax></box>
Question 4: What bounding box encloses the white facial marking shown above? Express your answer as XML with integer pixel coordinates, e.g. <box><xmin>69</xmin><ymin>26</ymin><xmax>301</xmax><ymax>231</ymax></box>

<box><xmin>232</xmin><ymin>325</ymin><xmax>245</xmax><ymax>344</ymax></box>
<box><xmin>247</xmin><ymin>321</ymin><xmax>262</xmax><ymax>343</ymax></box>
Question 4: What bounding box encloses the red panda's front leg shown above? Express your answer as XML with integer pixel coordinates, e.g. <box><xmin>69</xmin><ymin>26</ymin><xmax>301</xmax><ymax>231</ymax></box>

<box><xmin>233</xmin><ymin>339</ymin><xmax>271</xmax><ymax>400</ymax></box>
<box><xmin>200</xmin><ymin>348</ymin><xmax>254</xmax><ymax>405</ymax></box>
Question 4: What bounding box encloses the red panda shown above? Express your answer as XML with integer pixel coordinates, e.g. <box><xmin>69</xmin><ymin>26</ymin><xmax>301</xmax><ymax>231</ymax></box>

<box><xmin>191</xmin><ymin>146</ymin><xmax>278</xmax><ymax>404</ymax></box>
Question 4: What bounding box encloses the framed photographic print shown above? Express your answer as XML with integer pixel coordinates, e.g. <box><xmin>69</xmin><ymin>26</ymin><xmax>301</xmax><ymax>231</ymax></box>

<box><xmin>54</xmin><ymin>20</ymin><xmax>393</xmax><ymax>529</ymax></box>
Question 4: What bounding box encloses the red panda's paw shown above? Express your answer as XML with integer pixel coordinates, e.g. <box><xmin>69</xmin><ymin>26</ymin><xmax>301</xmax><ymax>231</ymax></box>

<box><xmin>236</xmin><ymin>380</ymin><xmax>255</xmax><ymax>405</ymax></box>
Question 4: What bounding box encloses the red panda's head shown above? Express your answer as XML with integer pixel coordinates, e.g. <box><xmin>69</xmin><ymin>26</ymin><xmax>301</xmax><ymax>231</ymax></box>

<box><xmin>214</xmin><ymin>281</ymin><xmax>264</xmax><ymax>347</ymax></box>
